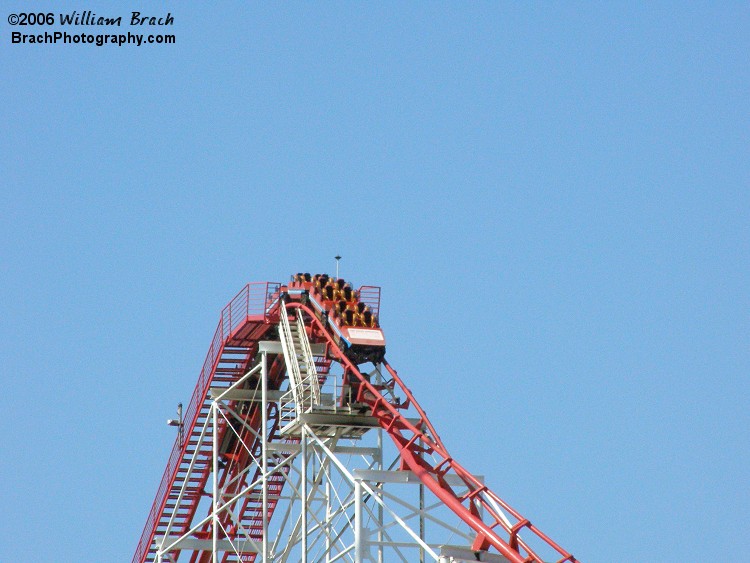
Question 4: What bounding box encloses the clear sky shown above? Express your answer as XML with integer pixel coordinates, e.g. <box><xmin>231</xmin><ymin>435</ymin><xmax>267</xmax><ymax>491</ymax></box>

<box><xmin>1</xmin><ymin>2</ymin><xmax>748</xmax><ymax>562</ymax></box>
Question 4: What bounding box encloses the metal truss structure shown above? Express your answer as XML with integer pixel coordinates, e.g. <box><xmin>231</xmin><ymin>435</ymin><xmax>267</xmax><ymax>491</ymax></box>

<box><xmin>133</xmin><ymin>280</ymin><xmax>577</xmax><ymax>563</ymax></box>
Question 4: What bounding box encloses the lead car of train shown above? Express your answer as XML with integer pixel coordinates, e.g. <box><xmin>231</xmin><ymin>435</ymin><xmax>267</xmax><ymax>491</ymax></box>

<box><xmin>285</xmin><ymin>273</ymin><xmax>386</xmax><ymax>364</ymax></box>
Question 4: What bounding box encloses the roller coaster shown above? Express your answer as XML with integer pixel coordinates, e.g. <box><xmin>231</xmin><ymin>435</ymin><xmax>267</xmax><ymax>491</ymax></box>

<box><xmin>133</xmin><ymin>275</ymin><xmax>577</xmax><ymax>563</ymax></box>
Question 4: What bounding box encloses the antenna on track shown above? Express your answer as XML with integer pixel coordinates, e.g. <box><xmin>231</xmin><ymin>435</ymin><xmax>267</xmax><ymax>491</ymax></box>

<box><xmin>335</xmin><ymin>255</ymin><xmax>341</xmax><ymax>279</ymax></box>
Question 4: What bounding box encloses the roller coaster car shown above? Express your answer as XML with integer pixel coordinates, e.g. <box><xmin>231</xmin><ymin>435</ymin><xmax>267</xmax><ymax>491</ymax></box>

<box><xmin>286</xmin><ymin>274</ymin><xmax>386</xmax><ymax>365</ymax></box>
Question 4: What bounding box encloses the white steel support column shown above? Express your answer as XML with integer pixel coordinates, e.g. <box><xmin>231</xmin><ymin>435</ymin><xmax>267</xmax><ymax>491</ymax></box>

<box><xmin>261</xmin><ymin>351</ymin><xmax>268</xmax><ymax>563</ymax></box>
<box><xmin>377</xmin><ymin>426</ymin><xmax>384</xmax><ymax>563</ymax></box>
<box><xmin>420</xmin><ymin>434</ymin><xmax>426</xmax><ymax>563</ymax></box>
<box><xmin>420</xmin><ymin>479</ymin><xmax>426</xmax><ymax>563</ymax></box>
<box><xmin>354</xmin><ymin>478</ymin><xmax>363</xmax><ymax>563</ymax></box>
<box><xmin>325</xmin><ymin>476</ymin><xmax>331</xmax><ymax>563</ymax></box>
<box><xmin>212</xmin><ymin>401</ymin><xmax>218</xmax><ymax>562</ymax></box>
<box><xmin>300</xmin><ymin>425</ymin><xmax>308</xmax><ymax>563</ymax></box>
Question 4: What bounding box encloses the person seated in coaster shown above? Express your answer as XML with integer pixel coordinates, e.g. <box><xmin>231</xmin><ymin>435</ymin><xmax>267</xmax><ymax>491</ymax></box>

<box><xmin>343</xmin><ymin>285</ymin><xmax>354</xmax><ymax>301</ymax></box>
<box><xmin>337</xmin><ymin>300</ymin><xmax>348</xmax><ymax>316</ymax></box>
<box><xmin>363</xmin><ymin>311</ymin><xmax>378</xmax><ymax>327</ymax></box>
<box><xmin>342</xmin><ymin>308</ymin><xmax>355</xmax><ymax>326</ymax></box>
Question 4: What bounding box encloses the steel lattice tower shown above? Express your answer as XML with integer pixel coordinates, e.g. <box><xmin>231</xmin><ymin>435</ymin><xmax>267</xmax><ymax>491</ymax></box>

<box><xmin>133</xmin><ymin>278</ymin><xmax>577</xmax><ymax>563</ymax></box>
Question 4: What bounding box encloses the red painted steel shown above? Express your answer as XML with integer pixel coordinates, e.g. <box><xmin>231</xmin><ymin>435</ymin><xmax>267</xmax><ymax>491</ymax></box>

<box><xmin>287</xmin><ymin>301</ymin><xmax>577</xmax><ymax>563</ymax></box>
<box><xmin>134</xmin><ymin>280</ymin><xmax>576</xmax><ymax>563</ymax></box>
<box><xmin>132</xmin><ymin>283</ymin><xmax>281</xmax><ymax>563</ymax></box>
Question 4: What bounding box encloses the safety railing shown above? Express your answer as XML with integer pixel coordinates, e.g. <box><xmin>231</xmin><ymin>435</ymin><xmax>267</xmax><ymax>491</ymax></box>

<box><xmin>358</xmin><ymin>285</ymin><xmax>381</xmax><ymax>317</ymax></box>
<box><xmin>278</xmin><ymin>300</ymin><xmax>303</xmax><ymax>410</ymax></box>
<box><xmin>133</xmin><ymin>281</ymin><xmax>280</xmax><ymax>563</ymax></box>
<box><xmin>295</xmin><ymin>313</ymin><xmax>321</xmax><ymax>409</ymax></box>
<box><xmin>221</xmin><ymin>282</ymin><xmax>282</xmax><ymax>341</ymax></box>
<box><xmin>279</xmin><ymin>389</ymin><xmax>296</xmax><ymax>430</ymax></box>
<box><xmin>278</xmin><ymin>372</ymin><xmax>344</xmax><ymax>433</ymax></box>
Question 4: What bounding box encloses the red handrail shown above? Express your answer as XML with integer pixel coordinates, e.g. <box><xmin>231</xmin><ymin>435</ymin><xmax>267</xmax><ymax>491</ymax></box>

<box><xmin>133</xmin><ymin>282</ymin><xmax>280</xmax><ymax>563</ymax></box>
<box><xmin>357</xmin><ymin>285</ymin><xmax>381</xmax><ymax>317</ymax></box>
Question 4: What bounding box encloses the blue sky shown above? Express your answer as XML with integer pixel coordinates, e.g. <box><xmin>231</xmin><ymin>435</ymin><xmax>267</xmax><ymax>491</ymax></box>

<box><xmin>1</xmin><ymin>2</ymin><xmax>748</xmax><ymax>561</ymax></box>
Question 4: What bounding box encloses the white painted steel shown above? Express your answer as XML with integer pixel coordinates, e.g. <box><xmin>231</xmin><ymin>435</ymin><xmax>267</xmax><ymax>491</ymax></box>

<box><xmin>212</xmin><ymin>401</ymin><xmax>218</xmax><ymax>562</ymax></box>
<box><xmin>261</xmin><ymin>351</ymin><xmax>268</xmax><ymax>563</ymax></box>
<box><xmin>278</xmin><ymin>302</ymin><xmax>321</xmax><ymax>415</ymax></box>
<box><xmin>155</xmin><ymin>339</ymin><xmax>493</xmax><ymax>563</ymax></box>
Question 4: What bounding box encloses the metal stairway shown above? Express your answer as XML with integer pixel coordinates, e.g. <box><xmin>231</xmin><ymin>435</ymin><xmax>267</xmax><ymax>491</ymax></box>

<box><xmin>137</xmin><ymin>344</ymin><xmax>256</xmax><ymax>562</ymax></box>
<box><xmin>221</xmin><ymin>353</ymin><xmax>333</xmax><ymax>563</ymax></box>
<box><xmin>278</xmin><ymin>304</ymin><xmax>321</xmax><ymax>416</ymax></box>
